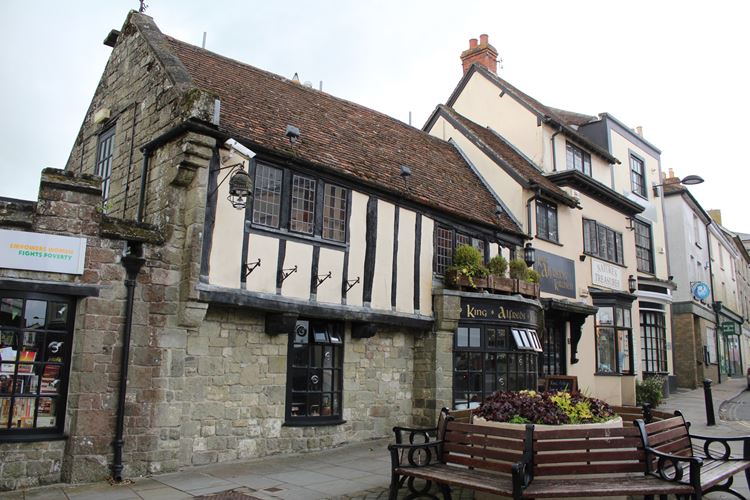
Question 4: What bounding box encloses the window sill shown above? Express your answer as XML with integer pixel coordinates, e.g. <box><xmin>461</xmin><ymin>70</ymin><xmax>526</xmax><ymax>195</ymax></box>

<box><xmin>535</xmin><ymin>236</ymin><xmax>563</xmax><ymax>247</ymax></box>
<box><xmin>283</xmin><ymin>419</ymin><xmax>347</xmax><ymax>427</ymax></box>
<box><xmin>247</xmin><ymin>224</ymin><xmax>347</xmax><ymax>250</ymax></box>
<box><xmin>0</xmin><ymin>432</ymin><xmax>68</xmax><ymax>443</ymax></box>
<box><xmin>594</xmin><ymin>372</ymin><xmax>622</xmax><ymax>377</ymax></box>
<box><xmin>631</xmin><ymin>191</ymin><xmax>648</xmax><ymax>202</ymax></box>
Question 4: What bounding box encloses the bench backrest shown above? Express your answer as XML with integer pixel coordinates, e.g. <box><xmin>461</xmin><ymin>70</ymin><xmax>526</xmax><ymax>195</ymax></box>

<box><xmin>610</xmin><ymin>405</ymin><xmax>675</xmax><ymax>424</ymax></box>
<box><xmin>441</xmin><ymin>420</ymin><xmax>531</xmax><ymax>475</ymax></box>
<box><xmin>638</xmin><ymin>415</ymin><xmax>693</xmax><ymax>458</ymax></box>
<box><xmin>532</xmin><ymin>425</ymin><xmax>646</xmax><ymax>477</ymax></box>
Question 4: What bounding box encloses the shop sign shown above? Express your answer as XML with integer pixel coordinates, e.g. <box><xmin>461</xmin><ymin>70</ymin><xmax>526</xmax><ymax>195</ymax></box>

<box><xmin>691</xmin><ymin>281</ymin><xmax>711</xmax><ymax>301</ymax></box>
<box><xmin>591</xmin><ymin>258</ymin><xmax>622</xmax><ymax>290</ymax></box>
<box><xmin>533</xmin><ymin>249</ymin><xmax>576</xmax><ymax>298</ymax></box>
<box><xmin>460</xmin><ymin>297</ymin><xmax>538</xmax><ymax>325</ymax></box>
<box><xmin>0</xmin><ymin>229</ymin><xmax>86</xmax><ymax>275</ymax></box>
<box><xmin>721</xmin><ymin>321</ymin><xmax>737</xmax><ymax>336</ymax></box>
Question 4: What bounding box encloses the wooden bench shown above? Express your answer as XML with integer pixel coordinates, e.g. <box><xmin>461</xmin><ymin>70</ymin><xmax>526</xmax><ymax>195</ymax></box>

<box><xmin>636</xmin><ymin>411</ymin><xmax>750</xmax><ymax>499</ymax></box>
<box><xmin>611</xmin><ymin>403</ymin><xmax>674</xmax><ymax>424</ymax></box>
<box><xmin>521</xmin><ymin>424</ymin><xmax>693</xmax><ymax>499</ymax></box>
<box><xmin>388</xmin><ymin>412</ymin><xmax>532</xmax><ymax>500</ymax></box>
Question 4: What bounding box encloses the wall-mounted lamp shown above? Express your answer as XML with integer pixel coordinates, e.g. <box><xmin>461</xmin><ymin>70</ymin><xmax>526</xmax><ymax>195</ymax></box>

<box><xmin>495</xmin><ymin>205</ymin><xmax>504</xmax><ymax>217</ymax></box>
<box><xmin>628</xmin><ymin>274</ymin><xmax>637</xmax><ymax>293</ymax></box>
<box><xmin>652</xmin><ymin>174</ymin><xmax>704</xmax><ymax>197</ymax></box>
<box><xmin>523</xmin><ymin>242</ymin><xmax>536</xmax><ymax>268</ymax></box>
<box><xmin>286</xmin><ymin>124</ymin><xmax>300</xmax><ymax>144</ymax></box>
<box><xmin>400</xmin><ymin>165</ymin><xmax>412</xmax><ymax>190</ymax></box>
<box><xmin>210</xmin><ymin>138</ymin><xmax>256</xmax><ymax>210</ymax></box>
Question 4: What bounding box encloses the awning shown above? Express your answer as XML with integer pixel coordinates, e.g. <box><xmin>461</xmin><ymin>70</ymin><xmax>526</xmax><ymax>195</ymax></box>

<box><xmin>541</xmin><ymin>298</ymin><xmax>597</xmax><ymax>365</ymax></box>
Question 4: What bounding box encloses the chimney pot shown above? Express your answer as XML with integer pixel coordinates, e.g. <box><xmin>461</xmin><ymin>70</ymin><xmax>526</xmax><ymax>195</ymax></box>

<box><xmin>636</xmin><ymin>126</ymin><xmax>643</xmax><ymax>137</ymax></box>
<box><xmin>461</xmin><ymin>34</ymin><xmax>499</xmax><ymax>75</ymax></box>
<box><xmin>479</xmin><ymin>34</ymin><xmax>489</xmax><ymax>45</ymax></box>
<box><xmin>469</xmin><ymin>38</ymin><xmax>478</xmax><ymax>49</ymax></box>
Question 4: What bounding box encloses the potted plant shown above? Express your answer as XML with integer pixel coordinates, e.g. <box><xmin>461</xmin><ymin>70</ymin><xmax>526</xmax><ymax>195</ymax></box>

<box><xmin>486</xmin><ymin>255</ymin><xmax>514</xmax><ymax>293</ymax></box>
<box><xmin>446</xmin><ymin>245</ymin><xmax>489</xmax><ymax>289</ymax></box>
<box><xmin>509</xmin><ymin>259</ymin><xmax>541</xmax><ymax>298</ymax></box>
<box><xmin>473</xmin><ymin>390</ymin><xmax>621</xmax><ymax>429</ymax></box>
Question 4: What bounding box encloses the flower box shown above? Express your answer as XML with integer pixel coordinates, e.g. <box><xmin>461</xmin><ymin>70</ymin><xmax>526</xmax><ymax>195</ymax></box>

<box><xmin>487</xmin><ymin>275</ymin><xmax>515</xmax><ymax>293</ymax></box>
<box><xmin>446</xmin><ymin>270</ymin><xmax>488</xmax><ymax>290</ymax></box>
<box><xmin>515</xmin><ymin>280</ymin><xmax>540</xmax><ymax>298</ymax></box>
<box><xmin>473</xmin><ymin>415</ymin><xmax>623</xmax><ymax>430</ymax></box>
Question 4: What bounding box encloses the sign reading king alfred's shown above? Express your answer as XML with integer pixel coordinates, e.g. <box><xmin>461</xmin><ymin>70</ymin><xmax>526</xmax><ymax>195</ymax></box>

<box><xmin>591</xmin><ymin>258</ymin><xmax>623</xmax><ymax>290</ymax></box>
<box><xmin>0</xmin><ymin>229</ymin><xmax>86</xmax><ymax>275</ymax></box>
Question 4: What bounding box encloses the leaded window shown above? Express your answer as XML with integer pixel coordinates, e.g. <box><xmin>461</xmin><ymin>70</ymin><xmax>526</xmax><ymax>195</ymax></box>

<box><xmin>252</xmin><ymin>164</ymin><xmax>283</xmax><ymax>228</ymax></box>
<box><xmin>583</xmin><ymin>219</ymin><xmax>624</xmax><ymax>265</ymax></box>
<box><xmin>536</xmin><ymin>200</ymin><xmax>558</xmax><ymax>242</ymax></box>
<box><xmin>595</xmin><ymin>304</ymin><xmax>633</xmax><ymax>374</ymax></box>
<box><xmin>322</xmin><ymin>184</ymin><xmax>347</xmax><ymax>242</ymax></box>
<box><xmin>286</xmin><ymin>320</ymin><xmax>343</xmax><ymax>424</ymax></box>
<box><xmin>95</xmin><ymin>127</ymin><xmax>115</xmax><ymax>203</ymax></box>
<box><xmin>290</xmin><ymin>175</ymin><xmax>316</xmax><ymax>234</ymax></box>
<box><xmin>630</xmin><ymin>155</ymin><xmax>646</xmax><ymax>197</ymax></box>
<box><xmin>0</xmin><ymin>293</ymin><xmax>74</xmax><ymax>438</ymax></box>
<box><xmin>640</xmin><ymin>306</ymin><xmax>667</xmax><ymax>373</ymax></box>
<box><xmin>435</xmin><ymin>226</ymin><xmax>454</xmax><ymax>275</ymax></box>
<box><xmin>566</xmin><ymin>142</ymin><xmax>591</xmax><ymax>176</ymax></box>
<box><xmin>634</xmin><ymin>219</ymin><xmax>654</xmax><ymax>273</ymax></box>
<box><xmin>453</xmin><ymin>325</ymin><xmax>539</xmax><ymax>409</ymax></box>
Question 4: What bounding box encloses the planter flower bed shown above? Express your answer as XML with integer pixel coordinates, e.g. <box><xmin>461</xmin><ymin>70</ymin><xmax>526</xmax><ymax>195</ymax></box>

<box><xmin>473</xmin><ymin>390</ymin><xmax>617</xmax><ymax>425</ymax></box>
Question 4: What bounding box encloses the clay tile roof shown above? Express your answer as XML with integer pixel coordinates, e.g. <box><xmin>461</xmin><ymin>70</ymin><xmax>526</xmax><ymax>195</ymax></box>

<box><xmin>163</xmin><ymin>36</ymin><xmax>522</xmax><ymax>235</ymax></box>
<box><xmin>546</xmin><ymin>107</ymin><xmax>598</xmax><ymax>127</ymax></box>
<box><xmin>440</xmin><ymin>107</ymin><xmax>578</xmax><ymax>208</ymax></box>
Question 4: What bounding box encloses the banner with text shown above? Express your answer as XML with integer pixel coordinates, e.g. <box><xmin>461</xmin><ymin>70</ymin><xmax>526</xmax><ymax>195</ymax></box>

<box><xmin>0</xmin><ymin>229</ymin><xmax>86</xmax><ymax>275</ymax></box>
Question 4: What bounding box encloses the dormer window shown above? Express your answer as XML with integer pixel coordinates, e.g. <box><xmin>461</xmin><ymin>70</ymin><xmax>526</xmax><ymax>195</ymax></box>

<box><xmin>566</xmin><ymin>142</ymin><xmax>591</xmax><ymax>176</ymax></box>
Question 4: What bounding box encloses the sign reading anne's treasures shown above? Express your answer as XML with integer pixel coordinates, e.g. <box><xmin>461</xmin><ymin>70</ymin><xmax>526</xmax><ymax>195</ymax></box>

<box><xmin>591</xmin><ymin>258</ymin><xmax>623</xmax><ymax>290</ymax></box>
<box><xmin>0</xmin><ymin>229</ymin><xmax>86</xmax><ymax>275</ymax></box>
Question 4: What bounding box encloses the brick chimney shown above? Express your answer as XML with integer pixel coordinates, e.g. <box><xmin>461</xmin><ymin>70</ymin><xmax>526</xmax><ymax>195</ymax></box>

<box><xmin>460</xmin><ymin>34</ymin><xmax>498</xmax><ymax>74</ymax></box>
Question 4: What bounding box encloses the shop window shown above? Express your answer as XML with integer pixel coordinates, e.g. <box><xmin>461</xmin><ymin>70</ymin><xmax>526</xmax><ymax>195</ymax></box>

<box><xmin>95</xmin><ymin>127</ymin><xmax>115</xmax><ymax>203</ymax></box>
<box><xmin>594</xmin><ymin>304</ymin><xmax>633</xmax><ymax>374</ymax></box>
<box><xmin>640</xmin><ymin>305</ymin><xmax>667</xmax><ymax>373</ymax></box>
<box><xmin>453</xmin><ymin>325</ymin><xmax>538</xmax><ymax>409</ymax></box>
<box><xmin>0</xmin><ymin>293</ymin><xmax>74</xmax><ymax>439</ymax></box>
<box><xmin>285</xmin><ymin>320</ymin><xmax>344</xmax><ymax>424</ymax></box>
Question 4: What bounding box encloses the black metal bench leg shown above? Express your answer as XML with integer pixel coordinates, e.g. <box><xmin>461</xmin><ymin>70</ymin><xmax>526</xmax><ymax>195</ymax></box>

<box><xmin>388</xmin><ymin>473</ymin><xmax>400</xmax><ymax>500</ymax></box>
<box><xmin>438</xmin><ymin>483</ymin><xmax>453</xmax><ymax>500</ymax></box>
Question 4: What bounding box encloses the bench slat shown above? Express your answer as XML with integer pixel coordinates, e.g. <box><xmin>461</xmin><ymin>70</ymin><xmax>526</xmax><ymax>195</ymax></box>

<box><xmin>444</xmin><ymin>453</ymin><xmax>514</xmax><ymax>474</ymax></box>
<box><xmin>393</xmin><ymin>464</ymin><xmax>514</xmax><ymax>496</ymax></box>
<box><xmin>447</xmin><ymin>420</ymin><xmax>528</xmax><ymax>439</ymax></box>
<box><xmin>535</xmin><ymin>461</ymin><xmax>645</xmax><ymax>475</ymax></box>
<box><xmin>535</xmin><ymin>436</ymin><xmax>641</xmax><ymax>451</ymax></box>
<box><xmin>444</xmin><ymin>429</ymin><xmax>525</xmax><ymax>451</ymax></box>
<box><xmin>522</xmin><ymin>476</ymin><xmax>693</xmax><ymax>497</ymax></box>
<box><xmin>533</xmin><ymin>426</ymin><xmax>639</xmax><ymax>439</ymax></box>
<box><xmin>534</xmin><ymin>449</ymin><xmax>644</xmax><ymax>464</ymax></box>
<box><xmin>443</xmin><ymin>441</ymin><xmax>523</xmax><ymax>463</ymax></box>
<box><xmin>644</xmin><ymin>416</ymin><xmax>684</xmax><ymax>433</ymax></box>
<box><xmin>648</xmin><ymin>426</ymin><xmax>690</xmax><ymax>446</ymax></box>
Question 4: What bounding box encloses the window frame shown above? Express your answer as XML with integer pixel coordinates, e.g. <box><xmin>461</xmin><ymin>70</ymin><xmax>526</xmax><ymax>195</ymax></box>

<box><xmin>629</xmin><ymin>153</ymin><xmax>647</xmax><ymax>198</ymax></box>
<box><xmin>284</xmin><ymin>319</ymin><xmax>345</xmax><ymax>426</ymax></box>
<box><xmin>95</xmin><ymin>127</ymin><xmax>116</xmax><ymax>204</ymax></box>
<box><xmin>583</xmin><ymin>218</ymin><xmax>624</xmax><ymax>265</ymax></box>
<box><xmin>0</xmin><ymin>292</ymin><xmax>75</xmax><ymax>441</ymax></box>
<box><xmin>594</xmin><ymin>303</ymin><xmax>634</xmax><ymax>375</ymax></box>
<box><xmin>433</xmin><ymin>225</ymin><xmax>488</xmax><ymax>276</ymax></box>
<box><xmin>452</xmin><ymin>323</ymin><xmax>538</xmax><ymax>409</ymax></box>
<box><xmin>535</xmin><ymin>199</ymin><xmax>559</xmax><ymax>243</ymax></box>
<box><xmin>640</xmin><ymin>307</ymin><xmax>668</xmax><ymax>374</ymax></box>
<box><xmin>249</xmin><ymin>162</ymin><xmax>348</xmax><ymax>244</ymax></box>
<box><xmin>634</xmin><ymin>219</ymin><xmax>654</xmax><ymax>274</ymax></box>
<box><xmin>566</xmin><ymin>142</ymin><xmax>592</xmax><ymax>176</ymax></box>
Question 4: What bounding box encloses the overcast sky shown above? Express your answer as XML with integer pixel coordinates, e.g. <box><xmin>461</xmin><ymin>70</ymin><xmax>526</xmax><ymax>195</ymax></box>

<box><xmin>1</xmin><ymin>1</ymin><xmax>748</xmax><ymax>232</ymax></box>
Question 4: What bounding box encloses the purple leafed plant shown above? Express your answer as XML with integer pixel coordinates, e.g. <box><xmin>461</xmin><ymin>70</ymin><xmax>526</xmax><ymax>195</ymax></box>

<box><xmin>474</xmin><ymin>390</ymin><xmax>616</xmax><ymax>425</ymax></box>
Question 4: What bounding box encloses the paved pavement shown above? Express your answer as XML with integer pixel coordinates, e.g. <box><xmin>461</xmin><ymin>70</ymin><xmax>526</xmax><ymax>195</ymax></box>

<box><xmin>1</xmin><ymin>377</ymin><xmax>748</xmax><ymax>500</ymax></box>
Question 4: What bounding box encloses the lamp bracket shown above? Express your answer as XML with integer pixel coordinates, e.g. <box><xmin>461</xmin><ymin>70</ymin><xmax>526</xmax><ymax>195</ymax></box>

<box><xmin>344</xmin><ymin>277</ymin><xmax>361</xmax><ymax>293</ymax></box>
<box><xmin>279</xmin><ymin>266</ymin><xmax>298</xmax><ymax>283</ymax></box>
<box><xmin>314</xmin><ymin>271</ymin><xmax>332</xmax><ymax>289</ymax></box>
<box><xmin>243</xmin><ymin>259</ymin><xmax>261</xmax><ymax>279</ymax></box>
<box><xmin>209</xmin><ymin>162</ymin><xmax>245</xmax><ymax>197</ymax></box>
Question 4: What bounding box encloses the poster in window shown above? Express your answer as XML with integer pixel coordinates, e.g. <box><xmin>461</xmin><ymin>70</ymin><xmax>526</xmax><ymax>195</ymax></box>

<box><xmin>17</xmin><ymin>350</ymin><xmax>36</xmax><ymax>373</ymax></box>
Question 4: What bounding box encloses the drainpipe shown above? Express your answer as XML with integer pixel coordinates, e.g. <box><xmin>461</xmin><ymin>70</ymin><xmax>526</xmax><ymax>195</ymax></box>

<box><xmin>706</xmin><ymin>221</ymin><xmax>722</xmax><ymax>384</ymax></box>
<box><xmin>550</xmin><ymin>125</ymin><xmax>563</xmax><ymax>172</ymax></box>
<box><xmin>112</xmin><ymin>241</ymin><xmax>145</xmax><ymax>481</ymax></box>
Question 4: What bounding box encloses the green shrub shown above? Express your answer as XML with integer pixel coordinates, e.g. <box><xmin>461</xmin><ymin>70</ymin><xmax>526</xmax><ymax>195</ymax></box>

<box><xmin>527</xmin><ymin>269</ymin><xmax>541</xmax><ymax>283</ymax></box>
<box><xmin>636</xmin><ymin>376</ymin><xmax>665</xmax><ymax>407</ymax></box>
<box><xmin>447</xmin><ymin>244</ymin><xmax>488</xmax><ymax>287</ymax></box>
<box><xmin>508</xmin><ymin>259</ymin><xmax>529</xmax><ymax>280</ymax></box>
<box><xmin>487</xmin><ymin>255</ymin><xmax>508</xmax><ymax>276</ymax></box>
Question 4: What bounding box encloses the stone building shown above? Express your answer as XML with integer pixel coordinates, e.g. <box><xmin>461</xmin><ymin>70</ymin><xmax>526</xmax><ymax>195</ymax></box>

<box><xmin>0</xmin><ymin>12</ymin><xmax>543</xmax><ymax>490</ymax></box>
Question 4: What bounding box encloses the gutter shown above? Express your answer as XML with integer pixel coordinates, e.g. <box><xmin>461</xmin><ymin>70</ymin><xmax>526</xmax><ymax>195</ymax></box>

<box><xmin>550</xmin><ymin>125</ymin><xmax>563</xmax><ymax>172</ymax></box>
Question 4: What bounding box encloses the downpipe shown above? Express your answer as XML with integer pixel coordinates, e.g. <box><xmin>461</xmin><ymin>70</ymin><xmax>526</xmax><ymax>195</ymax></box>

<box><xmin>112</xmin><ymin>241</ymin><xmax>145</xmax><ymax>482</ymax></box>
